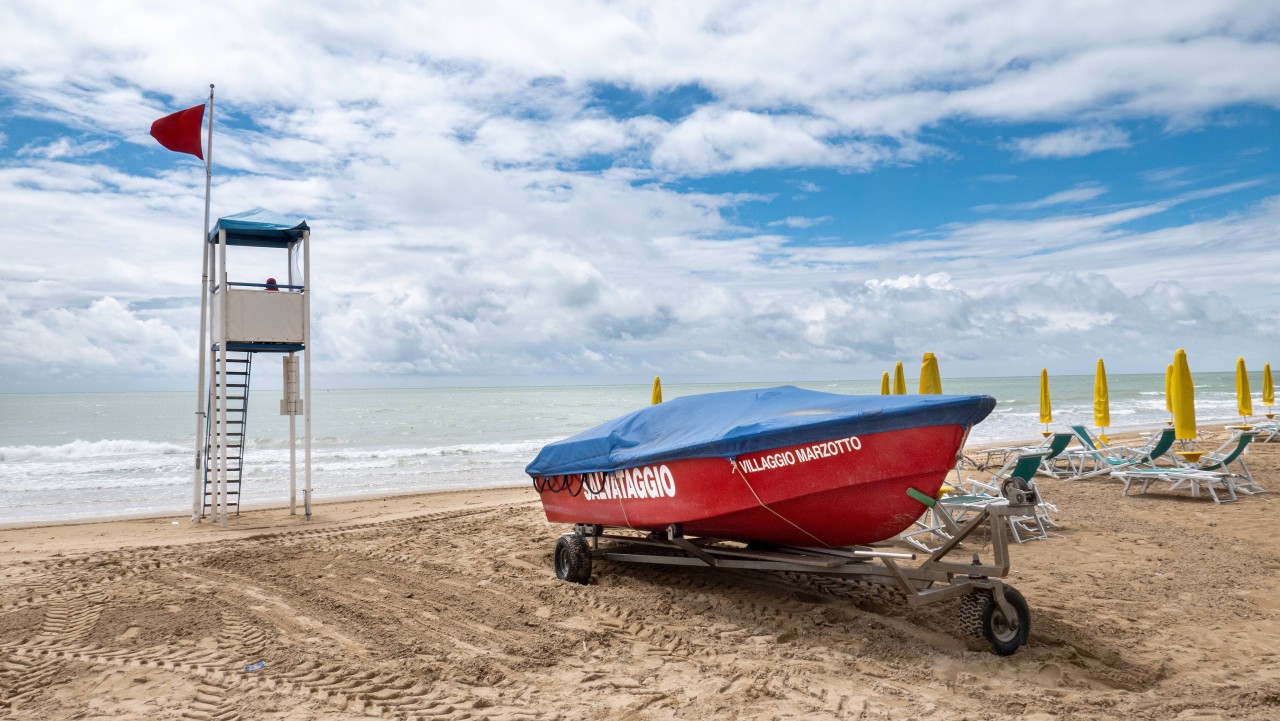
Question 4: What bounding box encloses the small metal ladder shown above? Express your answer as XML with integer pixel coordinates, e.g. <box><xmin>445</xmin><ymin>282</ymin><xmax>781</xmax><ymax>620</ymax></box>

<box><xmin>203</xmin><ymin>352</ymin><xmax>252</xmax><ymax>514</ymax></box>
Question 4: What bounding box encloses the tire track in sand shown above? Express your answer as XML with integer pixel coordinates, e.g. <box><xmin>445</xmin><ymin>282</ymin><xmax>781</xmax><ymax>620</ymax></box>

<box><xmin>0</xmin><ymin>651</ymin><xmax>63</xmax><ymax>713</ymax></box>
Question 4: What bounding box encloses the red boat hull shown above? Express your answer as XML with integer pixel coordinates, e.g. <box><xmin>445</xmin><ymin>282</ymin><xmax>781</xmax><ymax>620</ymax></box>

<box><xmin>534</xmin><ymin>423</ymin><xmax>967</xmax><ymax>547</ymax></box>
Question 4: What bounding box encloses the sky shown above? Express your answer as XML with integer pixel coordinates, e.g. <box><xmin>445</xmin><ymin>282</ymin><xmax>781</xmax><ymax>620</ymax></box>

<box><xmin>1</xmin><ymin>1</ymin><xmax>1278</xmax><ymax>393</ymax></box>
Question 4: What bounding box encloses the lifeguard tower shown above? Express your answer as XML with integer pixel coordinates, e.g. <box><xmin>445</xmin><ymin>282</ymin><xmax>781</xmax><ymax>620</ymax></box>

<box><xmin>193</xmin><ymin>207</ymin><xmax>312</xmax><ymax>526</ymax></box>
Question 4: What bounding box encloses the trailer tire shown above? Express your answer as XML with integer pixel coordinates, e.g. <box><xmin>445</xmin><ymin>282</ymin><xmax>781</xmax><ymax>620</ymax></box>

<box><xmin>554</xmin><ymin>534</ymin><xmax>592</xmax><ymax>585</ymax></box>
<box><xmin>959</xmin><ymin>586</ymin><xmax>1029</xmax><ymax>656</ymax></box>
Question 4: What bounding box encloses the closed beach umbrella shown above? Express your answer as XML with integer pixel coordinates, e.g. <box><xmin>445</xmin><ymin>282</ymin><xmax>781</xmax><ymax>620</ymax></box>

<box><xmin>893</xmin><ymin>361</ymin><xmax>907</xmax><ymax>395</ymax></box>
<box><xmin>650</xmin><ymin>376</ymin><xmax>662</xmax><ymax>405</ymax></box>
<box><xmin>1093</xmin><ymin>358</ymin><xmax>1110</xmax><ymax>443</ymax></box>
<box><xmin>880</xmin><ymin>371</ymin><xmax>890</xmax><ymax>395</ymax></box>
<box><xmin>1235</xmin><ymin>357</ymin><xmax>1252</xmax><ymax>420</ymax></box>
<box><xmin>1171</xmin><ymin>349</ymin><xmax>1196</xmax><ymax>441</ymax></box>
<box><xmin>1264</xmin><ymin>363</ymin><xmax>1275</xmax><ymax>417</ymax></box>
<box><xmin>920</xmin><ymin>353</ymin><xmax>942</xmax><ymax>394</ymax></box>
<box><xmin>1039</xmin><ymin>368</ymin><xmax>1052</xmax><ymax>428</ymax></box>
<box><xmin>1164</xmin><ymin>363</ymin><xmax>1175</xmax><ymax>424</ymax></box>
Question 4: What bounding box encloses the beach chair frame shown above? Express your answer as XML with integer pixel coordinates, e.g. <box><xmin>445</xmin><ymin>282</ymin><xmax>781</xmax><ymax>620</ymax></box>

<box><xmin>1252</xmin><ymin>420</ymin><xmax>1279</xmax><ymax>443</ymax></box>
<box><xmin>1054</xmin><ymin>426</ymin><xmax>1176</xmax><ymax>480</ymax></box>
<box><xmin>1114</xmin><ymin>467</ymin><xmax>1238</xmax><ymax>503</ymax></box>
<box><xmin>1187</xmin><ymin>430</ymin><xmax>1262</xmax><ymax>493</ymax></box>
<box><xmin>963</xmin><ymin>432</ymin><xmax>1071</xmax><ymax>474</ymax></box>
<box><xmin>1110</xmin><ymin>431</ymin><xmax>1260</xmax><ymax>502</ymax></box>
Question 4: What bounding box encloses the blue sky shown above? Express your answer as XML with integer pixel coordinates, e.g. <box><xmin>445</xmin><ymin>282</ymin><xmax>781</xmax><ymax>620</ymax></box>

<box><xmin>1</xmin><ymin>1</ymin><xmax>1278</xmax><ymax>392</ymax></box>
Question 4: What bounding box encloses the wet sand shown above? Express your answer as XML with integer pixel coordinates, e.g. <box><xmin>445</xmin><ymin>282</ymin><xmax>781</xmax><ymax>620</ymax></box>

<box><xmin>2</xmin><ymin>430</ymin><xmax>1279</xmax><ymax>719</ymax></box>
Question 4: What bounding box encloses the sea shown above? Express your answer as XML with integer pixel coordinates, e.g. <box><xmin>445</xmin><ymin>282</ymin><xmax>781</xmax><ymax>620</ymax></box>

<box><xmin>0</xmin><ymin>372</ymin><xmax>1266</xmax><ymax>526</ymax></box>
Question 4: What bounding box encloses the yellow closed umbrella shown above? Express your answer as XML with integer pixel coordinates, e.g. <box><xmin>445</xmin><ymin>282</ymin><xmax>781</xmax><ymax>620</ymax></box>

<box><xmin>893</xmin><ymin>361</ymin><xmax>907</xmax><ymax>395</ymax></box>
<box><xmin>920</xmin><ymin>352</ymin><xmax>942</xmax><ymax>394</ymax></box>
<box><xmin>1171</xmin><ymin>349</ymin><xmax>1196</xmax><ymax>441</ymax></box>
<box><xmin>1264</xmin><ymin>363</ymin><xmax>1275</xmax><ymax>418</ymax></box>
<box><xmin>1093</xmin><ymin>358</ymin><xmax>1110</xmax><ymax>444</ymax></box>
<box><xmin>650</xmin><ymin>376</ymin><xmax>662</xmax><ymax>405</ymax></box>
<box><xmin>1038</xmin><ymin>368</ymin><xmax>1052</xmax><ymax>435</ymax></box>
<box><xmin>880</xmin><ymin>371</ymin><xmax>890</xmax><ymax>395</ymax></box>
<box><xmin>1235</xmin><ymin>357</ymin><xmax>1252</xmax><ymax>421</ymax></box>
<box><xmin>1164</xmin><ymin>363</ymin><xmax>1174</xmax><ymax>424</ymax></box>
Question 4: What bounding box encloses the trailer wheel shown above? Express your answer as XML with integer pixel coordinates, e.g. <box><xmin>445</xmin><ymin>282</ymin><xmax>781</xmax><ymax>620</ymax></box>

<box><xmin>959</xmin><ymin>586</ymin><xmax>1029</xmax><ymax>655</ymax></box>
<box><xmin>554</xmin><ymin>534</ymin><xmax>592</xmax><ymax>585</ymax></box>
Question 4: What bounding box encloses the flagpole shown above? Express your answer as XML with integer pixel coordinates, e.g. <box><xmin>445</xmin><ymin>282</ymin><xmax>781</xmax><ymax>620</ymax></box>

<box><xmin>192</xmin><ymin>84</ymin><xmax>215</xmax><ymax>522</ymax></box>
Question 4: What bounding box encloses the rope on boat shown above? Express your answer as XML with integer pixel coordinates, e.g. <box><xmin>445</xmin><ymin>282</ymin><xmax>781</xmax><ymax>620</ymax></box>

<box><xmin>729</xmin><ymin>458</ymin><xmax>830</xmax><ymax>548</ymax></box>
<box><xmin>531</xmin><ymin>473</ymin><xmax>606</xmax><ymax>496</ymax></box>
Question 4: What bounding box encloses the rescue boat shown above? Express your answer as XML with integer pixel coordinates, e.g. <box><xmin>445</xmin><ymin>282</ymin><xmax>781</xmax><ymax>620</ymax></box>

<box><xmin>526</xmin><ymin>386</ymin><xmax>996</xmax><ymax>547</ymax></box>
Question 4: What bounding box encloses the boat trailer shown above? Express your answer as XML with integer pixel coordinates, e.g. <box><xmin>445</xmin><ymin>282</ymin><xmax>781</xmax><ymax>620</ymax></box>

<box><xmin>552</xmin><ymin>494</ymin><xmax>1035</xmax><ymax>655</ymax></box>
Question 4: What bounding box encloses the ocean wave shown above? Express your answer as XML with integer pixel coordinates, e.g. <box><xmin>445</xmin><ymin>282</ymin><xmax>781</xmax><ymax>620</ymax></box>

<box><xmin>303</xmin><ymin>440</ymin><xmax>551</xmax><ymax>462</ymax></box>
<box><xmin>422</xmin><ymin>440</ymin><xmax>549</xmax><ymax>456</ymax></box>
<box><xmin>0</xmin><ymin>439</ymin><xmax>188</xmax><ymax>462</ymax></box>
<box><xmin>249</xmin><ymin>435</ymin><xmax>349</xmax><ymax>449</ymax></box>
<box><xmin>0</xmin><ymin>475</ymin><xmax>187</xmax><ymax>493</ymax></box>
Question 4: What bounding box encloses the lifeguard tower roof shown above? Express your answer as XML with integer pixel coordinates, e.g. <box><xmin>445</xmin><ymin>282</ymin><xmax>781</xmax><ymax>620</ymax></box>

<box><xmin>209</xmin><ymin>206</ymin><xmax>309</xmax><ymax>247</ymax></box>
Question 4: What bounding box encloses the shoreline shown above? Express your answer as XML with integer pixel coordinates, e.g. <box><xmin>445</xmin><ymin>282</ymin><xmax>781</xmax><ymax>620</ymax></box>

<box><xmin>0</xmin><ymin>480</ymin><xmax>531</xmax><ymax>532</ymax></box>
<box><xmin>2</xmin><ymin>420</ymin><xmax>1239</xmax><ymax>532</ymax></box>
<box><xmin>3</xmin><ymin>420</ymin><xmax>1237</xmax><ymax>530</ymax></box>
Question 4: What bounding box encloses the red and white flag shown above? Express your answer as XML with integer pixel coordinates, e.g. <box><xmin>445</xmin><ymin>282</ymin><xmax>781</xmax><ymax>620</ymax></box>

<box><xmin>150</xmin><ymin>104</ymin><xmax>206</xmax><ymax>159</ymax></box>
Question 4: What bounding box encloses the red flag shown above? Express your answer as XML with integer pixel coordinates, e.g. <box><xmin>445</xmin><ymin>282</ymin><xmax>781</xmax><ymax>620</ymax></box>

<box><xmin>150</xmin><ymin>104</ymin><xmax>206</xmax><ymax>159</ymax></box>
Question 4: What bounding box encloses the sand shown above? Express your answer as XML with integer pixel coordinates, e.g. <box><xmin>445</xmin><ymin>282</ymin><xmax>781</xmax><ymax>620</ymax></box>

<box><xmin>3</xmin><ymin>430</ymin><xmax>1280</xmax><ymax>720</ymax></box>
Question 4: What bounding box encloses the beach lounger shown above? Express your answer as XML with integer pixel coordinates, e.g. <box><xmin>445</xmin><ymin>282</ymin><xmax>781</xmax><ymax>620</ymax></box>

<box><xmin>1111</xmin><ymin>467</ymin><xmax>1238</xmax><ymax>503</ymax></box>
<box><xmin>1019</xmin><ymin>431</ymin><xmax>1079</xmax><ymax>479</ymax></box>
<box><xmin>1110</xmin><ymin>431</ymin><xmax>1259</xmax><ymax>502</ymax></box>
<box><xmin>1054</xmin><ymin>426</ymin><xmax>1176</xmax><ymax>480</ymax></box>
<box><xmin>965</xmin><ymin>431</ymin><xmax>1073</xmax><ymax>475</ymax></box>
<box><xmin>1047</xmin><ymin>425</ymin><xmax>1116</xmax><ymax>478</ymax></box>
<box><xmin>1246</xmin><ymin>420</ymin><xmax>1279</xmax><ymax>443</ymax></box>
<box><xmin>901</xmin><ymin>452</ymin><xmax>1048</xmax><ymax>552</ymax></box>
<box><xmin>1179</xmin><ymin>430</ymin><xmax>1263</xmax><ymax>494</ymax></box>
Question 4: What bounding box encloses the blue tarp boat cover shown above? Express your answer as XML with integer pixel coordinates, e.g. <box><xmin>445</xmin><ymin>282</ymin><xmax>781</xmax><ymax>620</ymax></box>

<box><xmin>208</xmin><ymin>207</ymin><xmax>309</xmax><ymax>245</ymax></box>
<box><xmin>526</xmin><ymin>385</ymin><xmax>996</xmax><ymax>476</ymax></box>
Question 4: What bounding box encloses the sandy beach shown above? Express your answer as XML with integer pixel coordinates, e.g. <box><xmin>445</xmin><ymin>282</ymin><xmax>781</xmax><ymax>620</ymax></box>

<box><xmin>3</xmin><ymin>430</ymin><xmax>1279</xmax><ymax>720</ymax></box>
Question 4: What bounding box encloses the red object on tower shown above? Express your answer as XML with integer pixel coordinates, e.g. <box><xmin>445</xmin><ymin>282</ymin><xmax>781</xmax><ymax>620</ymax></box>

<box><xmin>149</xmin><ymin>104</ymin><xmax>206</xmax><ymax>159</ymax></box>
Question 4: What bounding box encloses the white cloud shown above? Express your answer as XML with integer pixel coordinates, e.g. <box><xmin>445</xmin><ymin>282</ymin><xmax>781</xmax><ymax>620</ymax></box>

<box><xmin>975</xmin><ymin>184</ymin><xmax>1108</xmax><ymax>212</ymax></box>
<box><xmin>3</xmin><ymin>177</ymin><xmax>1278</xmax><ymax>391</ymax></box>
<box><xmin>17</xmin><ymin>137</ymin><xmax>115</xmax><ymax>159</ymax></box>
<box><xmin>1021</xmin><ymin>185</ymin><xmax>1107</xmax><ymax>207</ymax></box>
<box><xmin>0</xmin><ymin>296</ymin><xmax>192</xmax><ymax>374</ymax></box>
<box><xmin>768</xmin><ymin>216</ymin><xmax>831</xmax><ymax>229</ymax></box>
<box><xmin>652</xmin><ymin>108</ymin><xmax>871</xmax><ymax>175</ymax></box>
<box><xmin>865</xmin><ymin>273</ymin><xmax>956</xmax><ymax>292</ymax></box>
<box><xmin>1012</xmin><ymin>126</ymin><xmax>1131</xmax><ymax>159</ymax></box>
<box><xmin>1</xmin><ymin>1</ymin><xmax>1279</xmax><ymax>390</ymax></box>
<box><xmin>3</xmin><ymin>3</ymin><xmax>1276</xmax><ymax>174</ymax></box>
<box><xmin>1142</xmin><ymin>166</ymin><xmax>1193</xmax><ymax>188</ymax></box>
